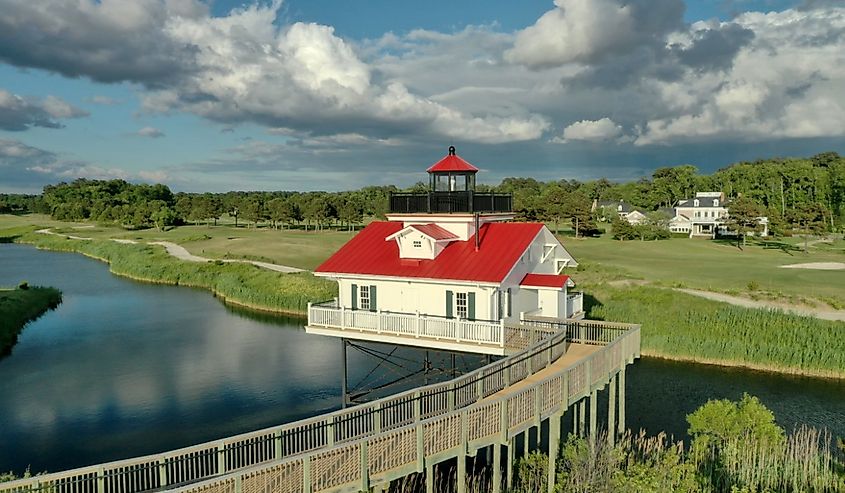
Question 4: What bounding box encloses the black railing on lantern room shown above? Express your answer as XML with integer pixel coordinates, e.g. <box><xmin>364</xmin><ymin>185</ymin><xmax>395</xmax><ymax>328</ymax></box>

<box><xmin>388</xmin><ymin>191</ymin><xmax>513</xmax><ymax>214</ymax></box>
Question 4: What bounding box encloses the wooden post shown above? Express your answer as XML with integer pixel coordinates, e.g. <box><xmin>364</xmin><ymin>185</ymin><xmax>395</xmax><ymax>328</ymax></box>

<box><xmin>589</xmin><ymin>389</ymin><xmax>597</xmax><ymax>446</ymax></box>
<box><xmin>341</xmin><ymin>338</ymin><xmax>348</xmax><ymax>408</ymax></box>
<box><xmin>492</xmin><ymin>443</ymin><xmax>502</xmax><ymax>493</ymax></box>
<box><xmin>426</xmin><ymin>462</ymin><xmax>435</xmax><ymax>493</ymax></box>
<box><xmin>618</xmin><ymin>367</ymin><xmax>626</xmax><ymax>435</ymax></box>
<box><xmin>457</xmin><ymin>454</ymin><xmax>467</xmax><ymax>493</ymax></box>
<box><xmin>303</xmin><ymin>455</ymin><xmax>312</xmax><ymax>493</ymax></box>
<box><xmin>523</xmin><ymin>428</ymin><xmax>530</xmax><ymax>456</ymax></box>
<box><xmin>548</xmin><ymin>413</ymin><xmax>561</xmax><ymax>493</ymax></box>
<box><xmin>578</xmin><ymin>399</ymin><xmax>586</xmax><ymax>438</ymax></box>
<box><xmin>573</xmin><ymin>400</ymin><xmax>579</xmax><ymax>436</ymax></box>
<box><xmin>507</xmin><ymin>437</ymin><xmax>515</xmax><ymax>491</ymax></box>
<box><xmin>359</xmin><ymin>442</ymin><xmax>370</xmax><ymax>492</ymax></box>
<box><xmin>608</xmin><ymin>372</ymin><xmax>617</xmax><ymax>447</ymax></box>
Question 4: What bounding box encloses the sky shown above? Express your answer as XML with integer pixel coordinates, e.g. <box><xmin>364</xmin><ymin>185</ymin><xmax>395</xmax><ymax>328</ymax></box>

<box><xmin>0</xmin><ymin>0</ymin><xmax>843</xmax><ymax>193</ymax></box>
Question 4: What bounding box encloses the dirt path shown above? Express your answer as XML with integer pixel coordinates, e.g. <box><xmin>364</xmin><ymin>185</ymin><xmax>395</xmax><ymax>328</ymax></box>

<box><xmin>35</xmin><ymin>229</ymin><xmax>304</xmax><ymax>274</ymax></box>
<box><xmin>149</xmin><ymin>241</ymin><xmax>304</xmax><ymax>273</ymax></box>
<box><xmin>674</xmin><ymin>288</ymin><xmax>845</xmax><ymax>322</ymax></box>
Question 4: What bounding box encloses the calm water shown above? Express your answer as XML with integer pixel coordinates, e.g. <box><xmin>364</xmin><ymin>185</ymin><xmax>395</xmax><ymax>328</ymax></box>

<box><xmin>1</xmin><ymin>243</ymin><xmax>843</xmax><ymax>474</ymax></box>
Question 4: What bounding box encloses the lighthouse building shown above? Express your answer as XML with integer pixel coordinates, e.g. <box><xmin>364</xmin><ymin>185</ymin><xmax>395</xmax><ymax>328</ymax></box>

<box><xmin>307</xmin><ymin>147</ymin><xmax>583</xmax><ymax>356</ymax></box>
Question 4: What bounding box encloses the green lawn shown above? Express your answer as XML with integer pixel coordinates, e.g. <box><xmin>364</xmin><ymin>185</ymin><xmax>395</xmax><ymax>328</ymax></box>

<box><xmin>0</xmin><ymin>214</ymin><xmax>355</xmax><ymax>270</ymax></box>
<box><xmin>561</xmin><ymin>232</ymin><xmax>845</xmax><ymax>307</ymax></box>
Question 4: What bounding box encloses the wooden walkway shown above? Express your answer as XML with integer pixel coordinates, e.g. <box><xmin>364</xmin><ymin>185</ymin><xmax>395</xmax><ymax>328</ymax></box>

<box><xmin>485</xmin><ymin>343</ymin><xmax>601</xmax><ymax>401</ymax></box>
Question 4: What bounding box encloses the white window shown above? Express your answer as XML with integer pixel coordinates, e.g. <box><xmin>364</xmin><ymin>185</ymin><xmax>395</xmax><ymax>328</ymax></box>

<box><xmin>714</xmin><ymin>199</ymin><xmax>719</xmax><ymax>207</ymax></box>
<box><xmin>412</xmin><ymin>240</ymin><xmax>422</xmax><ymax>248</ymax></box>
<box><xmin>359</xmin><ymin>285</ymin><xmax>370</xmax><ymax>311</ymax></box>
<box><xmin>456</xmin><ymin>292</ymin><xmax>468</xmax><ymax>319</ymax></box>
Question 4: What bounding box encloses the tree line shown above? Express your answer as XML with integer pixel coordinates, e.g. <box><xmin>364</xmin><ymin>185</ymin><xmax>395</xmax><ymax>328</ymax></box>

<box><xmin>3</xmin><ymin>151</ymin><xmax>843</xmax><ymax>235</ymax></box>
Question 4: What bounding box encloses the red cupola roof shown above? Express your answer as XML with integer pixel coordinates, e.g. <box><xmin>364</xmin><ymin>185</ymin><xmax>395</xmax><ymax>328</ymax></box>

<box><xmin>426</xmin><ymin>146</ymin><xmax>479</xmax><ymax>173</ymax></box>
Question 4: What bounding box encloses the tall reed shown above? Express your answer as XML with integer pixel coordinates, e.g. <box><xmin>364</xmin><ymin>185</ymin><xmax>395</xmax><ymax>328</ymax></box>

<box><xmin>590</xmin><ymin>286</ymin><xmax>845</xmax><ymax>377</ymax></box>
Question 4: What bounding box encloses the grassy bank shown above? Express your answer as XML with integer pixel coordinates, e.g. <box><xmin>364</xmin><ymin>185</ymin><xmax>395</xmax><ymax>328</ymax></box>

<box><xmin>0</xmin><ymin>285</ymin><xmax>62</xmax><ymax>354</ymax></box>
<box><xmin>589</xmin><ymin>286</ymin><xmax>845</xmax><ymax>378</ymax></box>
<box><xmin>565</xmin><ymin>233</ymin><xmax>845</xmax><ymax>308</ymax></box>
<box><xmin>14</xmin><ymin>231</ymin><xmax>336</xmax><ymax>316</ymax></box>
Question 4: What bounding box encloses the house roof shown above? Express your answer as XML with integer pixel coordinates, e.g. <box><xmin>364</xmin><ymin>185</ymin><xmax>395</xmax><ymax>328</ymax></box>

<box><xmin>315</xmin><ymin>221</ymin><xmax>544</xmax><ymax>283</ymax></box>
<box><xmin>677</xmin><ymin>195</ymin><xmax>728</xmax><ymax>208</ymax></box>
<box><xmin>426</xmin><ymin>153</ymin><xmax>479</xmax><ymax>173</ymax></box>
<box><xmin>384</xmin><ymin>223</ymin><xmax>459</xmax><ymax>242</ymax></box>
<box><xmin>520</xmin><ymin>273</ymin><xmax>573</xmax><ymax>289</ymax></box>
<box><xmin>409</xmin><ymin>223</ymin><xmax>458</xmax><ymax>240</ymax></box>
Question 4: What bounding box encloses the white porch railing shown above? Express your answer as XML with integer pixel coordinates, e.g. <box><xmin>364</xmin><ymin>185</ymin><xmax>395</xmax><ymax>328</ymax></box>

<box><xmin>308</xmin><ymin>301</ymin><xmax>506</xmax><ymax>347</ymax></box>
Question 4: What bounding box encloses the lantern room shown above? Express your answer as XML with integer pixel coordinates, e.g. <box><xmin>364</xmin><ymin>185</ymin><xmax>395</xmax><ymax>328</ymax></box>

<box><xmin>427</xmin><ymin>145</ymin><xmax>478</xmax><ymax>192</ymax></box>
<box><xmin>388</xmin><ymin>146</ymin><xmax>512</xmax><ymax>214</ymax></box>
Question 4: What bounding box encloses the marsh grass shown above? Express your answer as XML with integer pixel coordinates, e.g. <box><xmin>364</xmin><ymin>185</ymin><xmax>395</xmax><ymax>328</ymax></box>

<box><xmin>0</xmin><ymin>285</ymin><xmax>62</xmax><ymax>354</ymax></box>
<box><xmin>589</xmin><ymin>286</ymin><xmax>845</xmax><ymax>378</ymax></box>
<box><xmin>18</xmin><ymin>232</ymin><xmax>335</xmax><ymax>315</ymax></box>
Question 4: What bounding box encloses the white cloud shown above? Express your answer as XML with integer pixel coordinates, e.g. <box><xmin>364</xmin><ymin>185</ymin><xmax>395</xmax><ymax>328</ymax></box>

<box><xmin>635</xmin><ymin>7</ymin><xmax>845</xmax><ymax>145</ymax></box>
<box><xmin>136</xmin><ymin>126</ymin><xmax>165</xmax><ymax>138</ymax></box>
<box><xmin>553</xmin><ymin>118</ymin><xmax>624</xmax><ymax>143</ymax></box>
<box><xmin>0</xmin><ymin>89</ymin><xmax>88</xmax><ymax>131</ymax></box>
<box><xmin>505</xmin><ymin>0</ymin><xmax>684</xmax><ymax>68</ymax></box>
<box><xmin>88</xmin><ymin>95</ymin><xmax>122</xmax><ymax>105</ymax></box>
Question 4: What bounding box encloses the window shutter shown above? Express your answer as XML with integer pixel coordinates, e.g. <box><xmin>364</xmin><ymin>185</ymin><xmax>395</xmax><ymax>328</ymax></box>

<box><xmin>446</xmin><ymin>290</ymin><xmax>453</xmax><ymax>318</ymax></box>
<box><xmin>351</xmin><ymin>284</ymin><xmax>358</xmax><ymax>310</ymax></box>
<box><xmin>369</xmin><ymin>285</ymin><xmax>378</xmax><ymax>312</ymax></box>
<box><xmin>467</xmin><ymin>292</ymin><xmax>475</xmax><ymax>321</ymax></box>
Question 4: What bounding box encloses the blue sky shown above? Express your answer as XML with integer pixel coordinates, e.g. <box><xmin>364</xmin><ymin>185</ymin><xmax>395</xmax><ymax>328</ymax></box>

<box><xmin>1</xmin><ymin>0</ymin><xmax>843</xmax><ymax>193</ymax></box>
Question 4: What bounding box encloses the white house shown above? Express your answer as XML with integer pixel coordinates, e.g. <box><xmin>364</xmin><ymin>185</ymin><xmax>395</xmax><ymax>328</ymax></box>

<box><xmin>595</xmin><ymin>199</ymin><xmax>647</xmax><ymax>225</ymax></box>
<box><xmin>671</xmin><ymin>192</ymin><xmax>768</xmax><ymax>238</ymax></box>
<box><xmin>673</xmin><ymin>192</ymin><xmax>729</xmax><ymax>238</ymax></box>
<box><xmin>306</xmin><ymin>147</ymin><xmax>583</xmax><ymax>355</ymax></box>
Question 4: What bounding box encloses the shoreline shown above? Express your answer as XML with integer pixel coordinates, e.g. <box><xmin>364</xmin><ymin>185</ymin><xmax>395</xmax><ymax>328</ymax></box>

<box><xmin>0</xmin><ymin>285</ymin><xmax>63</xmax><ymax>354</ymax></box>
<box><xmin>22</xmin><ymin>239</ymin><xmax>313</xmax><ymax>318</ymax></box>
<box><xmin>641</xmin><ymin>350</ymin><xmax>845</xmax><ymax>380</ymax></box>
<box><xmin>11</xmin><ymin>237</ymin><xmax>844</xmax><ymax>381</ymax></box>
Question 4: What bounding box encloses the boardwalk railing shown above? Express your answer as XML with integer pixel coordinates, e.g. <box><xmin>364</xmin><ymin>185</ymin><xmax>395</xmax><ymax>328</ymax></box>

<box><xmin>309</xmin><ymin>301</ymin><xmax>507</xmax><ymax>348</ymax></box>
<box><xmin>0</xmin><ymin>319</ymin><xmax>639</xmax><ymax>493</ymax></box>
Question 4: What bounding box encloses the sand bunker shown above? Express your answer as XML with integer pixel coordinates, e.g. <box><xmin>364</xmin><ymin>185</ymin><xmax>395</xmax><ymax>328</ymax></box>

<box><xmin>780</xmin><ymin>262</ymin><xmax>845</xmax><ymax>270</ymax></box>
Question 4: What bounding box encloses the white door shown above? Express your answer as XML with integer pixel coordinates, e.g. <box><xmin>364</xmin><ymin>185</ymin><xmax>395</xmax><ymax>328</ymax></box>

<box><xmin>399</xmin><ymin>285</ymin><xmax>418</xmax><ymax>314</ymax></box>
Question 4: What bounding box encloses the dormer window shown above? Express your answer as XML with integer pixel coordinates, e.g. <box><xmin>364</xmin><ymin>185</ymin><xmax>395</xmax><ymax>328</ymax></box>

<box><xmin>714</xmin><ymin>199</ymin><xmax>719</xmax><ymax>207</ymax></box>
<box><xmin>413</xmin><ymin>240</ymin><xmax>422</xmax><ymax>248</ymax></box>
<box><xmin>694</xmin><ymin>199</ymin><xmax>699</xmax><ymax>207</ymax></box>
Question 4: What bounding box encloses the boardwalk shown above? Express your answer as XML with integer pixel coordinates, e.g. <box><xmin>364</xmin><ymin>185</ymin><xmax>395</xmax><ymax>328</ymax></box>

<box><xmin>0</xmin><ymin>319</ymin><xmax>639</xmax><ymax>493</ymax></box>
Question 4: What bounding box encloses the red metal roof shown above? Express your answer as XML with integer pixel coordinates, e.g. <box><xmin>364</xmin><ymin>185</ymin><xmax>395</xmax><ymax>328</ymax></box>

<box><xmin>409</xmin><ymin>224</ymin><xmax>458</xmax><ymax>240</ymax></box>
<box><xmin>520</xmin><ymin>273</ymin><xmax>572</xmax><ymax>289</ymax></box>
<box><xmin>315</xmin><ymin>221</ymin><xmax>544</xmax><ymax>283</ymax></box>
<box><xmin>426</xmin><ymin>154</ymin><xmax>479</xmax><ymax>173</ymax></box>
